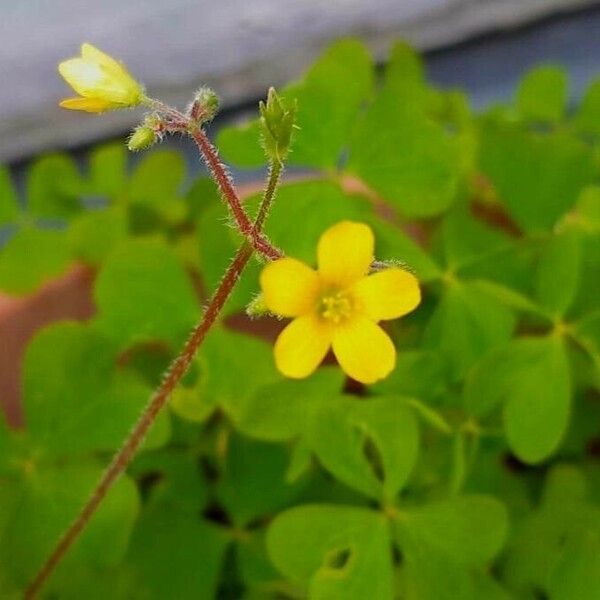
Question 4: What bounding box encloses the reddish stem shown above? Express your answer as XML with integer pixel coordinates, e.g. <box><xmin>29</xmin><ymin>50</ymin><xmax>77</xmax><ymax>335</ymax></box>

<box><xmin>24</xmin><ymin>242</ymin><xmax>253</xmax><ymax>599</ymax></box>
<box><xmin>191</xmin><ymin>129</ymin><xmax>282</xmax><ymax>260</ymax></box>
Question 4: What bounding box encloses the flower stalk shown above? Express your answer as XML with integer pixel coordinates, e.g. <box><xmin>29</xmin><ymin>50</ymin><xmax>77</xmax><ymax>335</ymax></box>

<box><xmin>27</xmin><ymin>63</ymin><xmax>292</xmax><ymax>597</ymax></box>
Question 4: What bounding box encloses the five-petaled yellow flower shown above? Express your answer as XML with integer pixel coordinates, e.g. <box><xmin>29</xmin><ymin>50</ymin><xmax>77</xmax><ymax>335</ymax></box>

<box><xmin>260</xmin><ymin>221</ymin><xmax>421</xmax><ymax>384</ymax></box>
<box><xmin>58</xmin><ymin>43</ymin><xmax>145</xmax><ymax>113</ymax></box>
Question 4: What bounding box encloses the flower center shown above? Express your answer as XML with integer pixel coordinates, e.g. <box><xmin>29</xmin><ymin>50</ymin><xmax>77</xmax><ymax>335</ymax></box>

<box><xmin>318</xmin><ymin>290</ymin><xmax>353</xmax><ymax>324</ymax></box>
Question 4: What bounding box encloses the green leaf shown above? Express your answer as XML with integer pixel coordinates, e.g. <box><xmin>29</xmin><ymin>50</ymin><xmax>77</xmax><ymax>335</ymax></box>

<box><xmin>441</xmin><ymin>203</ymin><xmax>513</xmax><ymax>271</ymax></box>
<box><xmin>503</xmin><ymin>465</ymin><xmax>600</xmax><ymax>596</ymax></box>
<box><xmin>398</xmin><ymin>545</ymin><xmax>510</xmax><ymax>600</ymax></box>
<box><xmin>88</xmin><ymin>142</ymin><xmax>127</xmax><ymax>200</ymax></box>
<box><xmin>0</xmin><ymin>463</ymin><xmax>138</xmax><ymax>589</ymax></box>
<box><xmin>535</xmin><ymin>229</ymin><xmax>582</xmax><ymax>317</ymax></box>
<box><xmin>23</xmin><ymin>321</ymin><xmax>169</xmax><ymax>457</ymax></box>
<box><xmin>0</xmin><ymin>166</ymin><xmax>20</xmax><ymax>225</ymax></box>
<box><xmin>123</xmin><ymin>506</ymin><xmax>229</xmax><ymax>600</ymax></box>
<box><xmin>216</xmin><ymin>119</ymin><xmax>264</xmax><ymax>168</ymax></box>
<box><xmin>267</xmin><ymin>504</ymin><xmax>393</xmax><ymax>600</ymax></box>
<box><xmin>216</xmin><ymin>434</ymin><xmax>305</xmax><ymax>527</ymax></box>
<box><xmin>218</xmin><ymin>39</ymin><xmax>373</xmax><ymax>170</ymax></box>
<box><xmin>466</xmin><ymin>336</ymin><xmax>571</xmax><ymax>462</ymax></box>
<box><xmin>383</xmin><ymin>41</ymin><xmax>427</xmax><ymax>105</ymax></box>
<box><xmin>348</xmin><ymin>86</ymin><xmax>459</xmax><ymax>218</ymax></box>
<box><xmin>171</xmin><ymin>326</ymin><xmax>280</xmax><ymax>424</ymax></box>
<box><xmin>503</xmin><ymin>336</ymin><xmax>571</xmax><ymax>463</ymax></box>
<box><xmin>234</xmin><ymin>367</ymin><xmax>344</xmax><ymax>442</ymax></box>
<box><xmin>308</xmin><ymin>396</ymin><xmax>419</xmax><ymax>501</ymax></box>
<box><xmin>94</xmin><ymin>238</ymin><xmax>199</xmax><ymax>346</ymax></box>
<box><xmin>398</xmin><ymin>494</ymin><xmax>508</xmax><ymax>567</ymax></box>
<box><xmin>574</xmin><ymin>78</ymin><xmax>600</xmax><ymax>135</ymax></box>
<box><xmin>129</xmin><ymin>150</ymin><xmax>186</xmax><ymax>204</ymax></box>
<box><xmin>423</xmin><ymin>282</ymin><xmax>515</xmax><ymax>380</ymax></box>
<box><xmin>366</xmin><ymin>216</ymin><xmax>441</xmax><ymax>283</ymax></box>
<box><xmin>516</xmin><ymin>66</ymin><xmax>568</xmax><ymax>123</ymax></box>
<box><xmin>370</xmin><ymin>351</ymin><xmax>450</xmax><ymax>404</ymax></box>
<box><xmin>26</xmin><ymin>154</ymin><xmax>83</xmax><ymax>218</ymax></box>
<box><xmin>479</xmin><ymin>124</ymin><xmax>597</xmax><ymax>232</ymax></box>
<box><xmin>129</xmin><ymin>448</ymin><xmax>209</xmax><ymax>514</ymax></box>
<box><xmin>470</xmin><ymin>279</ymin><xmax>550</xmax><ymax>319</ymax></box>
<box><xmin>547</xmin><ymin>531</ymin><xmax>600</xmax><ymax>600</ymax></box>
<box><xmin>68</xmin><ymin>206</ymin><xmax>128</xmax><ymax>265</ymax></box>
<box><xmin>198</xmin><ymin>179</ymin><xmax>374</xmax><ymax>316</ymax></box>
<box><xmin>0</xmin><ymin>228</ymin><xmax>70</xmax><ymax>295</ymax></box>
<box><xmin>574</xmin><ymin>185</ymin><xmax>600</xmax><ymax>233</ymax></box>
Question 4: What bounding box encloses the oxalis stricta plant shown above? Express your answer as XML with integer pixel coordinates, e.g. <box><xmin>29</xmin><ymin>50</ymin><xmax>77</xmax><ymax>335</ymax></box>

<box><xmin>1</xmin><ymin>38</ymin><xmax>599</xmax><ymax>600</ymax></box>
<box><xmin>23</xmin><ymin>43</ymin><xmax>421</xmax><ymax>597</ymax></box>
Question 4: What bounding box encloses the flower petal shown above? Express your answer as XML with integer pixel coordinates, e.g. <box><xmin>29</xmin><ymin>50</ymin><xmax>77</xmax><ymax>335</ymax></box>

<box><xmin>260</xmin><ymin>258</ymin><xmax>320</xmax><ymax>317</ymax></box>
<box><xmin>274</xmin><ymin>315</ymin><xmax>332</xmax><ymax>379</ymax></box>
<box><xmin>332</xmin><ymin>317</ymin><xmax>396</xmax><ymax>384</ymax></box>
<box><xmin>353</xmin><ymin>268</ymin><xmax>421</xmax><ymax>321</ymax></box>
<box><xmin>59</xmin><ymin>58</ymin><xmax>105</xmax><ymax>97</ymax></box>
<box><xmin>317</xmin><ymin>221</ymin><xmax>374</xmax><ymax>287</ymax></box>
<box><xmin>81</xmin><ymin>43</ymin><xmax>123</xmax><ymax>75</ymax></box>
<box><xmin>59</xmin><ymin>97</ymin><xmax>114</xmax><ymax>112</ymax></box>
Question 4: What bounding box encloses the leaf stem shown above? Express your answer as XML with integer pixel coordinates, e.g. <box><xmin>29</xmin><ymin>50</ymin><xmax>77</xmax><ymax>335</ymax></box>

<box><xmin>24</xmin><ymin>155</ymin><xmax>285</xmax><ymax>599</ymax></box>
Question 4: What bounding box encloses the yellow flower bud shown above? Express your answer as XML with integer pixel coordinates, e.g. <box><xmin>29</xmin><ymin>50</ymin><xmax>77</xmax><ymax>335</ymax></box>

<box><xmin>58</xmin><ymin>43</ymin><xmax>145</xmax><ymax>113</ymax></box>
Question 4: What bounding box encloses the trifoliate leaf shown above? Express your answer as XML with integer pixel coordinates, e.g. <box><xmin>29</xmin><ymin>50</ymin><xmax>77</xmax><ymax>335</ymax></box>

<box><xmin>516</xmin><ymin>66</ymin><xmax>568</xmax><ymax>123</ymax></box>
<box><xmin>218</xmin><ymin>39</ymin><xmax>373</xmax><ymax>169</ymax></box>
<box><xmin>479</xmin><ymin>124</ymin><xmax>597</xmax><ymax>233</ymax></box>
<box><xmin>535</xmin><ymin>228</ymin><xmax>581</xmax><ymax>317</ymax></box>
<box><xmin>94</xmin><ymin>238</ymin><xmax>199</xmax><ymax>347</ymax></box>
<box><xmin>123</xmin><ymin>505</ymin><xmax>229</xmax><ymax>600</ymax></box>
<box><xmin>267</xmin><ymin>504</ymin><xmax>393</xmax><ymax>600</ymax></box>
<box><xmin>0</xmin><ymin>228</ymin><xmax>70</xmax><ymax>294</ymax></box>
<box><xmin>0</xmin><ymin>463</ymin><xmax>138</xmax><ymax>589</ymax></box>
<box><xmin>574</xmin><ymin>78</ymin><xmax>600</xmax><ymax>135</ymax></box>
<box><xmin>88</xmin><ymin>142</ymin><xmax>127</xmax><ymax>201</ymax></box>
<box><xmin>26</xmin><ymin>153</ymin><xmax>83</xmax><ymax>218</ymax></box>
<box><xmin>348</xmin><ymin>87</ymin><xmax>460</xmax><ymax>218</ymax></box>
<box><xmin>234</xmin><ymin>367</ymin><xmax>344</xmax><ymax>442</ymax></box>
<box><xmin>129</xmin><ymin>150</ymin><xmax>186</xmax><ymax>205</ymax></box>
<box><xmin>423</xmin><ymin>281</ymin><xmax>515</xmax><ymax>380</ymax></box>
<box><xmin>67</xmin><ymin>206</ymin><xmax>128</xmax><ymax>265</ymax></box>
<box><xmin>397</xmin><ymin>494</ymin><xmax>508</xmax><ymax>567</ymax></box>
<box><xmin>23</xmin><ymin>321</ymin><xmax>170</xmax><ymax>457</ymax></box>
<box><xmin>308</xmin><ymin>396</ymin><xmax>419</xmax><ymax>501</ymax></box>
<box><xmin>216</xmin><ymin>434</ymin><xmax>306</xmax><ymax>527</ymax></box>
<box><xmin>502</xmin><ymin>336</ymin><xmax>571</xmax><ymax>463</ymax></box>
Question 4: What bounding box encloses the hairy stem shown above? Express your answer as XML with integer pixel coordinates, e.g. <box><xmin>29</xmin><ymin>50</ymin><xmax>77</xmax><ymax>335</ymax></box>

<box><xmin>25</xmin><ymin>157</ymin><xmax>285</xmax><ymax>598</ymax></box>
<box><xmin>254</xmin><ymin>160</ymin><xmax>282</xmax><ymax>232</ymax></box>
<box><xmin>24</xmin><ymin>244</ymin><xmax>252</xmax><ymax>599</ymax></box>
<box><xmin>191</xmin><ymin>128</ymin><xmax>282</xmax><ymax>260</ymax></box>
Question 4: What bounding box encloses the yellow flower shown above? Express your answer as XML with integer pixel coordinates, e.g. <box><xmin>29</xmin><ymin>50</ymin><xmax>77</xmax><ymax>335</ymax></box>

<box><xmin>58</xmin><ymin>43</ymin><xmax>145</xmax><ymax>112</ymax></box>
<box><xmin>260</xmin><ymin>221</ymin><xmax>421</xmax><ymax>384</ymax></box>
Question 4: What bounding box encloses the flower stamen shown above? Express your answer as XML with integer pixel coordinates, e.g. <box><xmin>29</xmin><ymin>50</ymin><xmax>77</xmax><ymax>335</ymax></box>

<box><xmin>319</xmin><ymin>290</ymin><xmax>353</xmax><ymax>324</ymax></box>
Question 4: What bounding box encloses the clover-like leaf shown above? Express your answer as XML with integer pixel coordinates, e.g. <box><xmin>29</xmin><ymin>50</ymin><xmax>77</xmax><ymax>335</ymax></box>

<box><xmin>516</xmin><ymin>66</ymin><xmax>568</xmax><ymax>123</ymax></box>
<box><xmin>267</xmin><ymin>504</ymin><xmax>393</xmax><ymax>600</ymax></box>
<box><xmin>308</xmin><ymin>396</ymin><xmax>419</xmax><ymax>501</ymax></box>
<box><xmin>0</xmin><ymin>228</ymin><xmax>70</xmax><ymax>295</ymax></box>
<box><xmin>94</xmin><ymin>238</ymin><xmax>199</xmax><ymax>347</ymax></box>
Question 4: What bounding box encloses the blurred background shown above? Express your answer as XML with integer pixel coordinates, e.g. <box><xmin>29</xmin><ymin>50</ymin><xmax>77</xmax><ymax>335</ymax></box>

<box><xmin>2</xmin><ymin>0</ymin><xmax>600</xmax><ymax>165</ymax></box>
<box><xmin>1</xmin><ymin>0</ymin><xmax>600</xmax><ymax>422</ymax></box>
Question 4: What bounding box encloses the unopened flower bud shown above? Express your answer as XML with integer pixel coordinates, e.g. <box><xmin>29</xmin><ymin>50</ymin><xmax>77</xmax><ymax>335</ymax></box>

<box><xmin>127</xmin><ymin>124</ymin><xmax>157</xmax><ymax>152</ymax></box>
<box><xmin>259</xmin><ymin>87</ymin><xmax>296</xmax><ymax>163</ymax></box>
<box><xmin>246</xmin><ymin>294</ymin><xmax>269</xmax><ymax>319</ymax></box>
<box><xmin>188</xmin><ymin>87</ymin><xmax>219</xmax><ymax>124</ymax></box>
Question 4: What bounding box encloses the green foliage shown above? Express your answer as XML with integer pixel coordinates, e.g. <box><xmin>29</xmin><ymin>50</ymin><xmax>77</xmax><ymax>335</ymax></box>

<box><xmin>1</xmin><ymin>39</ymin><xmax>599</xmax><ymax>599</ymax></box>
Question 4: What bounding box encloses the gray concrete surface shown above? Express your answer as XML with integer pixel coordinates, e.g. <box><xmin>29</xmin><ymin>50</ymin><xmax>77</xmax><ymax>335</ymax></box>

<box><xmin>0</xmin><ymin>0</ymin><xmax>598</xmax><ymax>162</ymax></box>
